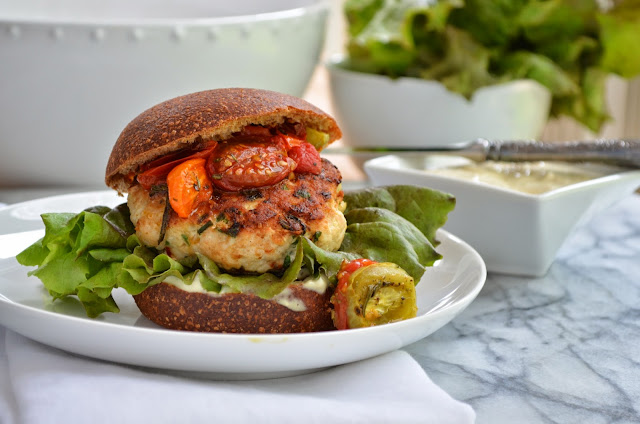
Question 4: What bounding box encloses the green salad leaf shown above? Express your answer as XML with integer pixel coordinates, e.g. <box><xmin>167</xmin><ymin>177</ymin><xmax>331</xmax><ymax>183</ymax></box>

<box><xmin>597</xmin><ymin>4</ymin><xmax>640</xmax><ymax>78</ymax></box>
<box><xmin>16</xmin><ymin>207</ymin><xmax>131</xmax><ymax>317</ymax></box>
<box><xmin>197</xmin><ymin>240</ymin><xmax>305</xmax><ymax>299</ymax></box>
<box><xmin>16</xmin><ymin>185</ymin><xmax>455</xmax><ymax>317</ymax></box>
<box><xmin>300</xmin><ymin>237</ymin><xmax>359</xmax><ymax>281</ymax></box>
<box><xmin>119</xmin><ymin>237</ymin><xmax>307</xmax><ymax>300</ymax></box>
<box><xmin>344</xmin><ymin>0</ymin><xmax>640</xmax><ymax>132</ymax></box>
<box><xmin>340</xmin><ymin>185</ymin><xmax>455</xmax><ymax>282</ymax></box>
<box><xmin>341</xmin><ymin>208</ymin><xmax>439</xmax><ymax>281</ymax></box>
<box><xmin>343</xmin><ymin>185</ymin><xmax>456</xmax><ymax>246</ymax></box>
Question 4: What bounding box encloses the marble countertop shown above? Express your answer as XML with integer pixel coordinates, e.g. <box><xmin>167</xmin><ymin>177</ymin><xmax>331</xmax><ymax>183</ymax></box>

<box><xmin>0</xmin><ymin>187</ymin><xmax>638</xmax><ymax>423</ymax></box>
<box><xmin>409</xmin><ymin>193</ymin><xmax>640</xmax><ymax>423</ymax></box>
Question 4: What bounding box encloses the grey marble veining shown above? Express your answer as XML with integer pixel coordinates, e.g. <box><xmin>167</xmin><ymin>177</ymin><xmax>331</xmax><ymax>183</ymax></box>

<box><xmin>406</xmin><ymin>194</ymin><xmax>640</xmax><ymax>424</ymax></box>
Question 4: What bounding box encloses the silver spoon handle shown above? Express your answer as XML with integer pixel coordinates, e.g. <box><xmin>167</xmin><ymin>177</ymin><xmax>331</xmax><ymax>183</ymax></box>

<box><xmin>483</xmin><ymin>139</ymin><xmax>640</xmax><ymax>168</ymax></box>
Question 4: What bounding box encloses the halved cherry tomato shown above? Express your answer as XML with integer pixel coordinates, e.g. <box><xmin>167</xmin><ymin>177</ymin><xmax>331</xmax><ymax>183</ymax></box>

<box><xmin>166</xmin><ymin>158</ymin><xmax>213</xmax><ymax>218</ymax></box>
<box><xmin>138</xmin><ymin>160</ymin><xmax>183</xmax><ymax>189</ymax></box>
<box><xmin>137</xmin><ymin>144</ymin><xmax>216</xmax><ymax>190</ymax></box>
<box><xmin>277</xmin><ymin>133</ymin><xmax>305</xmax><ymax>150</ymax></box>
<box><xmin>239</xmin><ymin>125</ymin><xmax>272</xmax><ymax>137</ymax></box>
<box><xmin>288</xmin><ymin>142</ymin><xmax>322</xmax><ymax>174</ymax></box>
<box><xmin>332</xmin><ymin>258</ymin><xmax>377</xmax><ymax>330</ymax></box>
<box><xmin>332</xmin><ymin>289</ymin><xmax>350</xmax><ymax>331</ymax></box>
<box><xmin>207</xmin><ymin>138</ymin><xmax>296</xmax><ymax>191</ymax></box>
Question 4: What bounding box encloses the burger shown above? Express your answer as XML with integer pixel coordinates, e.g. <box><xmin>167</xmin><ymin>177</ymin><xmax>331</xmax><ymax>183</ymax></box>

<box><xmin>106</xmin><ymin>88</ymin><xmax>347</xmax><ymax>333</ymax></box>
<box><xmin>17</xmin><ymin>88</ymin><xmax>455</xmax><ymax>334</ymax></box>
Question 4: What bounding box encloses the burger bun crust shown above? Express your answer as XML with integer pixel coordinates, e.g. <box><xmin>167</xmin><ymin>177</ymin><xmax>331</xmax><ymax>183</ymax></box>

<box><xmin>105</xmin><ymin>88</ymin><xmax>342</xmax><ymax>193</ymax></box>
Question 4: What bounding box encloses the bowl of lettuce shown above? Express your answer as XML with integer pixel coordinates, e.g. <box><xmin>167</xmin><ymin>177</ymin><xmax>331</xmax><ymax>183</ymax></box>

<box><xmin>328</xmin><ymin>0</ymin><xmax>640</xmax><ymax>148</ymax></box>
<box><xmin>328</xmin><ymin>57</ymin><xmax>551</xmax><ymax>148</ymax></box>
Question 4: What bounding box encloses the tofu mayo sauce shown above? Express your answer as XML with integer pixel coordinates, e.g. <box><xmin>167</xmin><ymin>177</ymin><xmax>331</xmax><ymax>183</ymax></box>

<box><xmin>163</xmin><ymin>272</ymin><xmax>330</xmax><ymax>312</ymax></box>
<box><xmin>427</xmin><ymin>160</ymin><xmax>613</xmax><ymax>194</ymax></box>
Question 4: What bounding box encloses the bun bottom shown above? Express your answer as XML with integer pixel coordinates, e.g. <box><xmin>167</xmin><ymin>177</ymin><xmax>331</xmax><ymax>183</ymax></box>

<box><xmin>133</xmin><ymin>282</ymin><xmax>336</xmax><ymax>333</ymax></box>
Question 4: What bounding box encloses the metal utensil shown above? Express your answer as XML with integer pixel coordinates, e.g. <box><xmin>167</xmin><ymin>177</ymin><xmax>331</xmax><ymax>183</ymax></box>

<box><xmin>457</xmin><ymin>139</ymin><xmax>640</xmax><ymax>168</ymax></box>
<box><xmin>326</xmin><ymin>139</ymin><xmax>640</xmax><ymax>169</ymax></box>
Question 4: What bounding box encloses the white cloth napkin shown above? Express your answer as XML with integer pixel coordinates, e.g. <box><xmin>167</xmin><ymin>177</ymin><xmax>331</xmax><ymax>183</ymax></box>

<box><xmin>0</xmin><ymin>327</ymin><xmax>474</xmax><ymax>424</ymax></box>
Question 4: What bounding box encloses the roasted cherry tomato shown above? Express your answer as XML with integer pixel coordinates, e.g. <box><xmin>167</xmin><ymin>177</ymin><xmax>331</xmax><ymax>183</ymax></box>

<box><xmin>239</xmin><ymin>125</ymin><xmax>272</xmax><ymax>137</ymax></box>
<box><xmin>137</xmin><ymin>144</ymin><xmax>216</xmax><ymax>190</ymax></box>
<box><xmin>166</xmin><ymin>158</ymin><xmax>213</xmax><ymax>218</ymax></box>
<box><xmin>332</xmin><ymin>289</ymin><xmax>350</xmax><ymax>331</ymax></box>
<box><xmin>288</xmin><ymin>142</ymin><xmax>322</xmax><ymax>174</ymax></box>
<box><xmin>207</xmin><ymin>138</ymin><xmax>296</xmax><ymax>191</ymax></box>
<box><xmin>332</xmin><ymin>259</ymin><xmax>377</xmax><ymax>330</ymax></box>
<box><xmin>138</xmin><ymin>160</ymin><xmax>183</xmax><ymax>190</ymax></box>
<box><xmin>278</xmin><ymin>133</ymin><xmax>305</xmax><ymax>150</ymax></box>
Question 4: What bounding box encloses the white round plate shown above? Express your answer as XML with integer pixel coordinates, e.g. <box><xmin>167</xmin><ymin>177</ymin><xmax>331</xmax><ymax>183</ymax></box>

<box><xmin>0</xmin><ymin>191</ymin><xmax>486</xmax><ymax>379</ymax></box>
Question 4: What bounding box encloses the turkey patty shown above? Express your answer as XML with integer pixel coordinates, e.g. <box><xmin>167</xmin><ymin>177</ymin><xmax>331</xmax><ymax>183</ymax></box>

<box><xmin>128</xmin><ymin>158</ymin><xmax>347</xmax><ymax>274</ymax></box>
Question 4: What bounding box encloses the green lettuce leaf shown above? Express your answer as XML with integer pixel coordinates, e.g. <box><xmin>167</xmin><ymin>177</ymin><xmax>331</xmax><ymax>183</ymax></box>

<box><xmin>15</xmin><ymin>205</ymin><xmax>134</xmax><ymax>318</ymax></box>
<box><xmin>300</xmin><ymin>237</ymin><xmax>359</xmax><ymax>280</ymax></box>
<box><xmin>343</xmin><ymin>185</ymin><xmax>456</xmax><ymax>247</ymax></box>
<box><xmin>417</xmin><ymin>26</ymin><xmax>497</xmax><ymax>98</ymax></box>
<box><xmin>494</xmin><ymin>51</ymin><xmax>579</xmax><ymax>98</ymax></box>
<box><xmin>197</xmin><ymin>241</ymin><xmax>304</xmax><ymax>299</ymax></box>
<box><xmin>118</xmin><ymin>239</ymin><xmax>193</xmax><ymax>296</ymax></box>
<box><xmin>448</xmin><ymin>0</ymin><xmax>526</xmax><ymax>47</ymax></box>
<box><xmin>336</xmin><ymin>185</ymin><xmax>455</xmax><ymax>283</ymax></box>
<box><xmin>597</xmin><ymin>4</ymin><xmax>640</xmax><ymax>78</ymax></box>
<box><xmin>341</xmin><ymin>208</ymin><xmax>441</xmax><ymax>282</ymax></box>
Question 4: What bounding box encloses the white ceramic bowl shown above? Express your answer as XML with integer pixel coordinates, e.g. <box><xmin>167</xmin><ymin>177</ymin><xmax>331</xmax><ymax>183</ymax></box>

<box><xmin>0</xmin><ymin>0</ymin><xmax>329</xmax><ymax>187</ymax></box>
<box><xmin>326</xmin><ymin>57</ymin><xmax>551</xmax><ymax>149</ymax></box>
<box><xmin>365</xmin><ymin>154</ymin><xmax>640</xmax><ymax>277</ymax></box>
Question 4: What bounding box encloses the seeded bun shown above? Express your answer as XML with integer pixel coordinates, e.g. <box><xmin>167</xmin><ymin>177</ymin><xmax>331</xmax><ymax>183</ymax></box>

<box><xmin>105</xmin><ymin>88</ymin><xmax>342</xmax><ymax>193</ymax></box>
<box><xmin>133</xmin><ymin>282</ymin><xmax>335</xmax><ymax>333</ymax></box>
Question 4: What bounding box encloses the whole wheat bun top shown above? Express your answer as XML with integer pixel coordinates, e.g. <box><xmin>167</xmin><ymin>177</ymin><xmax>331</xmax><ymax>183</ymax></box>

<box><xmin>105</xmin><ymin>88</ymin><xmax>342</xmax><ymax>193</ymax></box>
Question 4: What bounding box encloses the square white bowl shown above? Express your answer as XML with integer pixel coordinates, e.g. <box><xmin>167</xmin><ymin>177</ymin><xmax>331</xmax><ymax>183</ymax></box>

<box><xmin>365</xmin><ymin>154</ymin><xmax>640</xmax><ymax>277</ymax></box>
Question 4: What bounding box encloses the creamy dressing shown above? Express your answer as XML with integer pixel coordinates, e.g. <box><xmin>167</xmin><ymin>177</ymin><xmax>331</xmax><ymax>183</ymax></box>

<box><xmin>163</xmin><ymin>273</ymin><xmax>232</xmax><ymax>297</ymax></box>
<box><xmin>162</xmin><ymin>272</ymin><xmax>330</xmax><ymax>311</ymax></box>
<box><xmin>163</xmin><ymin>274</ymin><xmax>210</xmax><ymax>293</ymax></box>
<box><xmin>301</xmin><ymin>273</ymin><xmax>329</xmax><ymax>294</ymax></box>
<box><xmin>273</xmin><ymin>274</ymin><xmax>330</xmax><ymax>311</ymax></box>
<box><xmin>427</xmin><ymin>160</ymin><xmax>612</xmax><ymax>194</ymax></box>
<box><xmin>273</xmin><ymin>287</ymin><xmax>307</xmax><ymax>312</ymax></box>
